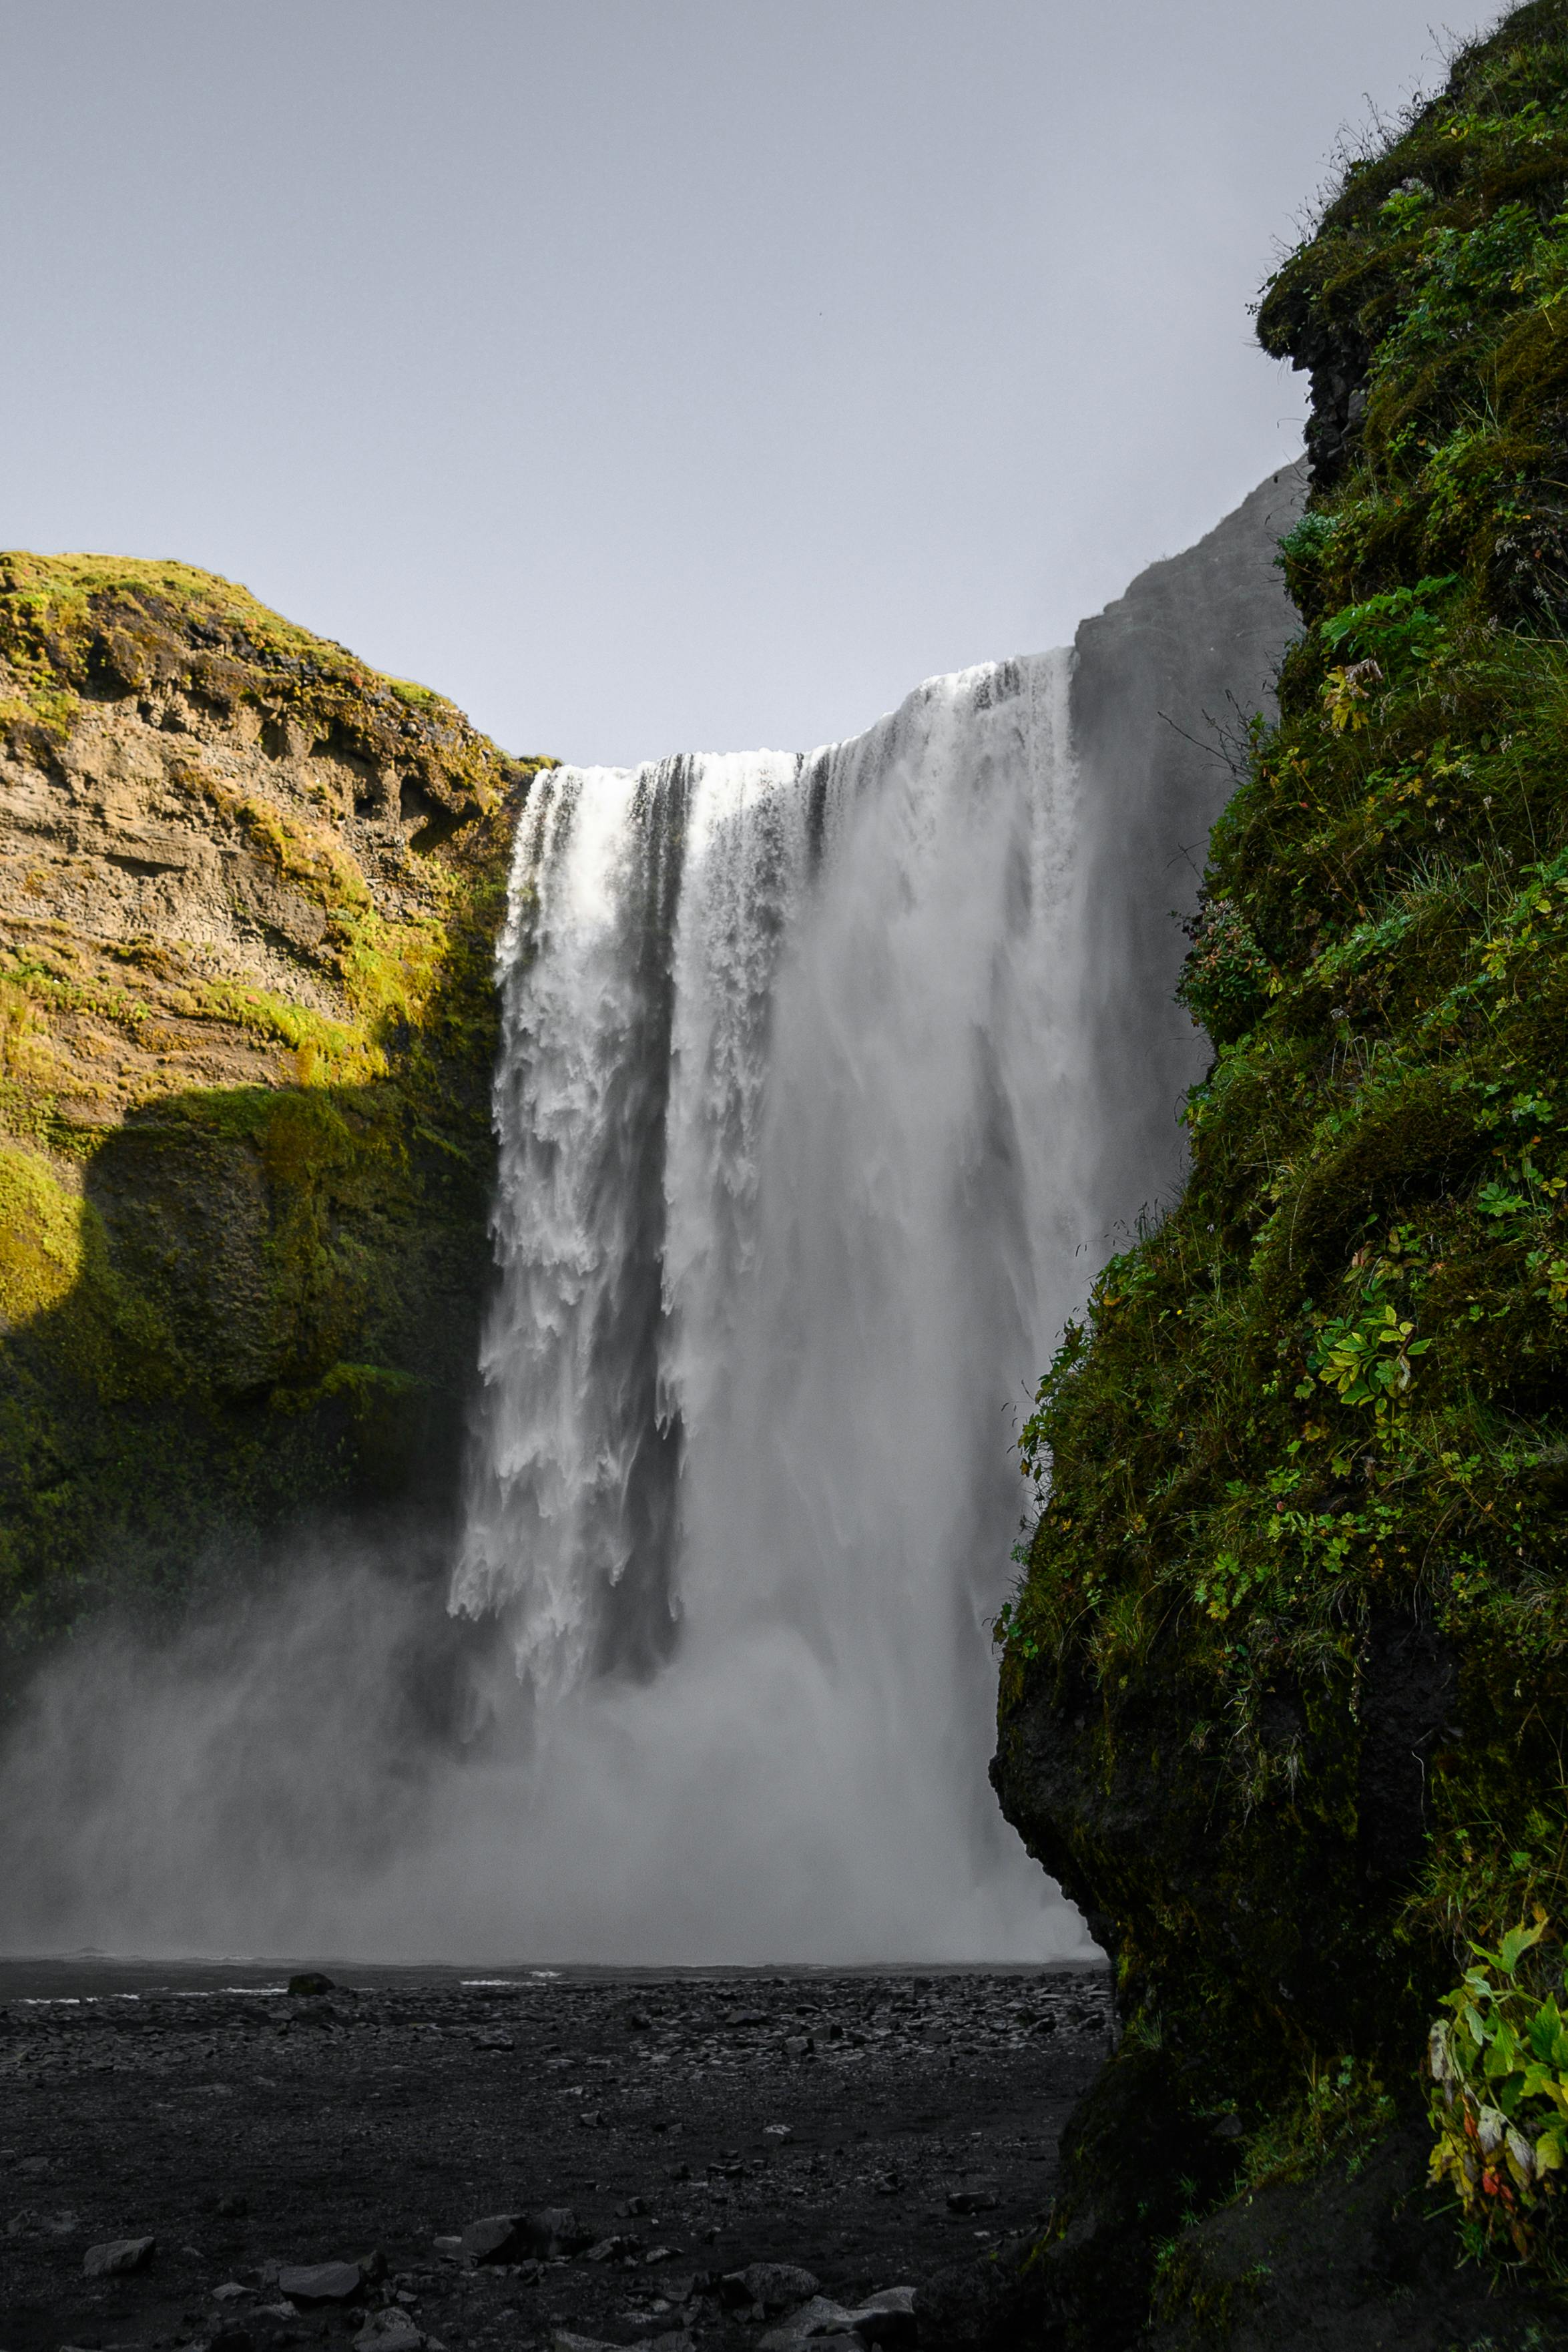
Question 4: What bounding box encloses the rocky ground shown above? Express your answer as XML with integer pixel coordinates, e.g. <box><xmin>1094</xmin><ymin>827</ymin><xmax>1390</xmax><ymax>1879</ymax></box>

<box><xmin>0</xmin><ymin>1961</ymin><xmax>1111</xmax><ymax>2352</ymax></box>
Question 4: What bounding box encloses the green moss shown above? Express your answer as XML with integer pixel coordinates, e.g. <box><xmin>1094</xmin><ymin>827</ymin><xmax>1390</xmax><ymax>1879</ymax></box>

<box><xmin>996</xmin><ymin>0</ymin><xmax>1568</xmax><ymax>2273</ymax></box>
<box><xmin>0</xmin><ymin>1146</ymin><xmax>84</xmax><ymax>1325</ymax></box>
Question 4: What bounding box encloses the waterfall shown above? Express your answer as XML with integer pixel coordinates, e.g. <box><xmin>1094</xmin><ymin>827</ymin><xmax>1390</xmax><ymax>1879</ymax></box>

<box><xmin>450</xmin><ymin>650</ymin><xmax>1098</xmax><ymax>1957</ymax></box>
<box><xmin>0</xmin><ymin>479</ymin><xmax>1302</xmax><ymax>1964</ymax></box>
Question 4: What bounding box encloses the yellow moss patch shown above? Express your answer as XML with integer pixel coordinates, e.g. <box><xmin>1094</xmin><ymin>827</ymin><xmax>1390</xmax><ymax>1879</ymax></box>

<box><xmin>0</xmin><ymin>1146</ymin><xmax>83</xmax><ymax>1326</ymax></box>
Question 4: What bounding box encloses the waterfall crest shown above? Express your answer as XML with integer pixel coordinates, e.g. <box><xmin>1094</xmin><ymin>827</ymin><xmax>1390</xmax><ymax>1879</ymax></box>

<box><xmin>451</xmin><ymin>650</ymin><xmax>1095</xmax><ymax>1955</ymax></box>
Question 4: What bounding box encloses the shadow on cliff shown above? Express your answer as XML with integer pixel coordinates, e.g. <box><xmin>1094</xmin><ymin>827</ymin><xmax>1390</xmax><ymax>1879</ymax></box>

<box><xmin>0</xmin><ymin>867</ymin><xmax>511</xmax><ymax>1688</ymax></box>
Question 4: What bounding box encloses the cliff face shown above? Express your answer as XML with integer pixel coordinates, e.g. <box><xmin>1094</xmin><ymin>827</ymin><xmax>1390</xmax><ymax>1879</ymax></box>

<box><xmin>991</xmin><ymin>3</ymin><xmax>1568</xmax><ymax>2341</ymax></box>
<box><xmin>0</xmin><ymin>553</ymin><xmax>548</xmax><ymax>1662</ymax></box>
<box><xmin>1072</xmin><ymin>465</ymin><xmax>1305</xmax><ymax>1239</ymax></box>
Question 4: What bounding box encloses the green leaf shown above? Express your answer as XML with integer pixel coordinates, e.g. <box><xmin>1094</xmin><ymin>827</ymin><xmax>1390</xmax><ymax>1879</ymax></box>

<box><xmin>1499</xmin><ymin>1921</ymin><xmax>1547</xmax><ymax>1975</ymax></box>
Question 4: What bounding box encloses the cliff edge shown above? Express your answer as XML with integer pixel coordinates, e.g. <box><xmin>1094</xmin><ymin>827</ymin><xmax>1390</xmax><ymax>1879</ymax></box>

<box><xmin>0</xmin><ymin>553</ymin><xmax>548</xmax><ymax>1666</ymax></box>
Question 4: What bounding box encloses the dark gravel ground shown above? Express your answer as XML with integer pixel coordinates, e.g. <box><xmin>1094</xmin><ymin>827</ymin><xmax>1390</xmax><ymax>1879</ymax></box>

<box><xmin>0</xmin><ymin>1961</ymin><xmax>1111</xmax><ymax>2352</ymax></box>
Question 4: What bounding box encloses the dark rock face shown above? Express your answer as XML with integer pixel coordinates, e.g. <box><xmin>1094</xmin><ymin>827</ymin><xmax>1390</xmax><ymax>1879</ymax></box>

<box><xmin>1071</xmin><ymin>463</ymin><xmax>1306</xmax><ymax>1239</ymax></box>
<box><xmin>1148</xmin><ymin>2120</ymin><xmax>1568</xmax><ymax>2352</ymax></box>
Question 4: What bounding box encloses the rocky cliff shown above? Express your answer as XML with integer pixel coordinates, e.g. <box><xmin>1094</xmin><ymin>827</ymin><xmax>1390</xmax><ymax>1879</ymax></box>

<box><xmin>1072</xmin><ymin>464</ymin><xmax>1305</xmax><ymax>1239</ymax></box>
<box><xmin>991</xmin><ymin>3</ymin><xmax>1568</xmax><ymax>2344</ymax></box>
<box><xmin>0</xmin><ymin>553</ymin><xmax>548</xmax><ymax>1668</ymax></box>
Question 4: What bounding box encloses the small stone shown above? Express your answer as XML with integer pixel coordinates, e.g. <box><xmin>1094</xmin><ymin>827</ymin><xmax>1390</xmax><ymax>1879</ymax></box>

<box><xmin>286</xmin><ymin>1972</ymin><xmax>337</xmax><ymax>1997</ymax></box>
<box><xmin>643</xmin><ymin>2245</ymin><xmax>675</xmax><ymax>2267</ymax></box>
<box><xmin>213</xmin><ymin>2280</ymin><xmax>253</xmax><ymax>2301</ymax></box>
<box><xmin>762</xmin><ymin>2123</ymin><xmax>793</xmax><ymax>2142</ymax></box>
<box><xmin>276</xmin><ymin>2260</ymin><xmax>364</xmax><ymax>2303</ymax></box>
<box><xmin>354</xmin><ymin>2310</ymin><xmax>424</xmax><ymax>2352</ymax></box>
<box><xmin>945</xmin><ymin>2190</ymin><xmax>998</xmax><ymax>2215</ymax></box>
<box><xmin>585</xmin><ymin>2233</ymin><xmax>638</xmax><ymax>2264</ymax></box>
<box><xmin>83</xmin><ymin>2235</ymin><xmax>156</xmax><ymax>2277</ymax></box>
<box><xmin>472</xmin><ymin>2028</ymin><xmax>515</xmax><ymax>2050</ymax></box>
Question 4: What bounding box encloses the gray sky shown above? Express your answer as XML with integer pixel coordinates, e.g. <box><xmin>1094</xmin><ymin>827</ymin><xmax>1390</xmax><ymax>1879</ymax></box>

<box><xmin>3</xmin><ymin>1</ymin><xmax>1498</xmax><ymax>766</ymax></box>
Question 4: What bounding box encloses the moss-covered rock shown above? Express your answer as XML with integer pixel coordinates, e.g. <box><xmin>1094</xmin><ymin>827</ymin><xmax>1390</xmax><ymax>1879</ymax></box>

<box><xmin>994</xmin><ymin>1</ymin><xmax>1568</xmax><ymax>2333</ymax></box>
<box><xmin>0</xmin><ymin>551</ymin><xmax>551</xmax><ymax>1667</ymax></box>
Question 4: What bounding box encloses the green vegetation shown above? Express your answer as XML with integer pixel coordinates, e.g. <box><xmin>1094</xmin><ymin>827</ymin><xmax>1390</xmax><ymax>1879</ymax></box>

<box><xmin>994</xmin><ymin>0</ymin><xmax>1568</xmax><ymax>2295</ymax></box>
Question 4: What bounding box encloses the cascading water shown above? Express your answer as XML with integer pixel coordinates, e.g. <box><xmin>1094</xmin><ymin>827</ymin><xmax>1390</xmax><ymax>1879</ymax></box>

<box><xmin>450</xmin><ymin>650</ymin><xmax>1097</xmax><ymax>1956</ymax></box>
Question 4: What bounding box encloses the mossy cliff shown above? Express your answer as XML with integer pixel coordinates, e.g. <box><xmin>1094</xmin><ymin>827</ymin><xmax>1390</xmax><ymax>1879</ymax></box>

<box><xmin>989</xmin><ymin>4</ymin><xmax>1568</xmax><ymax>2343</ymax></box>
<box><xmin>0</xmin><ymin>552</ymin><xmax>549</xmax><ymax>1667</ymax></box>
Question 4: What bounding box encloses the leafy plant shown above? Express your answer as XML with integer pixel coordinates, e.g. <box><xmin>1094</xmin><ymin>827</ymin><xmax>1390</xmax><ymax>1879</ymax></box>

<box><xmin>1428</xmin><ymin>1918</ymin><xmax>1568</xmax><ymax>2263</ymax></box>
<box><xmin>1320</xmin><ymin>576</ymin><xmax>1461</xmax><ymax>672</ymax></box>
<box><xmin>1300</xmin><ymin>1297</ymin><xmax>1431</xmax><ymax>1421</ymax></box>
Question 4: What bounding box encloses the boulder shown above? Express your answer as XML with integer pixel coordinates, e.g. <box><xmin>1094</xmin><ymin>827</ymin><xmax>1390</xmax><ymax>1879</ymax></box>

<box><xmin>461</xmin><ymin>2206</ymin><xmax>591</xmax><ymax>2264</ymax></box>
<box><xmin>354</xmin><ymin>2311</ymin><xmax>425</xmax><ymax>2352</ymax></box>
<box><xmin>276</xmin><ymin>2260</ymin><xmax>364</xmax><ymax>2303</ymax></box>
<box><xmin>757</xmin><ymin>2296</ymin><xmax>862</xmax><ymax>2351</ymax></box>
<box><xmin>757</xmin><ymin>2288</ymin><xmax>917</xmax><ymax>2352</ymax></box>
<box><xmin>82</xmin><ymin>2235</ymin><xmax>156</xmax><ymax>2277</ymax></box>
<box><xmin>722</xmin><ymin>2262</ymin><xmax>819</xmax><ymax>2315</ymax></box>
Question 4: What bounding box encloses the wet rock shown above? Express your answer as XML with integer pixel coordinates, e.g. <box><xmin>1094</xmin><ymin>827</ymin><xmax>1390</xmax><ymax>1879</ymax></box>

<box><xmin>276</xmin><ymin>2259</ymin><xmax>364</xmax><ymax>2303</ymax></box>
<box><xmin>83</xmin><ymin>2234</ymin><xmax>156</xmax><ymax>2276</ymax></box>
